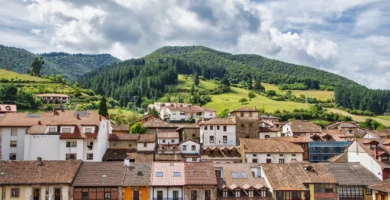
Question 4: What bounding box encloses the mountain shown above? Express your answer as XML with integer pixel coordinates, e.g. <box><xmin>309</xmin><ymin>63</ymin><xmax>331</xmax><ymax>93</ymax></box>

<box><xmin>0</xmin><ymin>45</ymin><xmax>120</xmax><ymax>81</ymax></box>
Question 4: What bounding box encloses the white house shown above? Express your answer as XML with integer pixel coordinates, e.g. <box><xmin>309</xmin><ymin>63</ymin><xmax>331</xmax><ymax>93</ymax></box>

<box><xmin>147</xmin><ymin>102</ymin><xmax>193</xmax><ymax>119</ymax></box>
<box><xmin>161</xmin><ymin>105</ymin><xmax>216</xmax><ymax>121</ymax></box>
<box><xmin>199</xmin><ymin>118</ymin><xmax>236</xmax><ymax>146</ymax></box>
<box><xmin>136</xmin><ymin>134</ymin><xmax>156</xmax><ymax>152</ymax></box>
<box><xmin>157</xmin><ymin>132</ymin><xmax>180</xmax><ymax>154</ymax></box>
<box><xmin>282</xmin><ymin>120</ymin><xmax>322</xmax><ymax>137</ymax></box>
<box><xmin>180</xmin><ymin>139</ymin><xmax>201</xmax><ymax>162</ymax></box>
<box><xmin>240</xmin><ymin>138</ymin><xmax>304</xmax><ymax>164</ymax></box>
<box><xmin>259</xmin><ymin>127</ymin><xmax>281</xmax><ymax>139</ymax></box>
<box><xmin>151</xmin><ymin>162</ymin><xmax>185</xmax><ymax>200</ymax></box>
<box><xmin>36</xmin><ymin>93</ymin><xmax>71</xmax><ymax>104</ymax></box>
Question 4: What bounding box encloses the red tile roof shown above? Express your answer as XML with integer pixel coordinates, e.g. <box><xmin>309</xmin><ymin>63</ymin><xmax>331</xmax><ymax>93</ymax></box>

<box><xmin>369</xmin><ymin>177</ymin><xmax>390</xmax><ymax>193</ymax></box>
<box><xmin>137</xmin><ymin>134</ymin><xmax>156</xmax><ymax>143</ymax></box>
<box><xmin>185</xmin><ymin>163</ymin><xmax>217</xmax><ymax>185</ymax></box>
<box><xmin>240</xmin><ymin>138</ymin><xmax>304</xmax><ymax>153</ymax></box>
<box><xmin>151</xmin><ymin>162</ymin><xmax>185</xmax><ymax>186</ymax></box>
<box><xmin>289</xmin><ymin>120</ymin><xmax>322</xmax><ymax>133</ymax></box>
<box><xmin>157</xmin><ymin>132</ymin><xmax>179</xmax><ymax>139</ymax></box>
<box><xmin>73</xmin><ymin>162</ymin><xmax>126</xmax><ymax>187</ymax></box>
<box><xmin>109</xmin><ymin>133</ymin><xmax>140</xmax><ymax>141</ymax></box>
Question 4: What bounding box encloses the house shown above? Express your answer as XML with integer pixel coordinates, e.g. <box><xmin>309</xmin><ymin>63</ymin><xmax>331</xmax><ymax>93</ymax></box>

<box><xmin>273</xmin><ymin>136</ymin><xmax>310</xmax><ymax>160</ymax></box>
<box><xmin>214</xmin><ymin>163</ymin><xmax>271</xmax><ymax>199</ymax></box>
<box><xmin>258</xmin><ymin>127</ymin><xmax>281</xmax><ymax>139</ymax></box>
<box><xmin>102</xmin><ymin>148</ymin><xmax>137</xmax><ymax>162</ymax></box>
<box><xmin>259</xmin><ymin>115</ymin><xmax>280</xmax><ymax>128</ymax></box>
<box><xmin>282</xmin><ymin>120</ymin><xmax>322</xmax><ymax>137</ymax></box>
<box><xmin>135</xmin><ymin>134</ymin><xmax>156</xmax><ymax>162</ymax></box>
<box><xmin>36</xmin><ymin>93</ymin><xmax>71</xmax><ymax>104</ymax></box>
<box><xmin>325</xmin><ymin>121</ymin><xmax>359</xmax><ymax>131</ymax></box>
<box><xmin>156</xmin><ymin>132</ymin><xmax>181</xmax><ymax>161</ymax></box>
<box><xmin>151</xmin><ymin>162</ymin><xmax>185</xmax><ymax>200</ymax></box>
<box><xmin>201</xmin><ymin>146</ymin><xmax>242</xmax><ymax>164</ymax></box>
<box><xmin>230</xmin><ymin>107</ymin><xmax>259</xmax><ymax>139</ymax></box>
<box><xmin>365</xmin><ymin>129</ymin><xmax>390</xmax><ymax>139</ymax></box>
<box><xmin>324</xmin><ymin>121</ymin><xmax>364</xmax><ymax>140</ymax></box>
<box><xmin>111</xmin><ymin>124</ymin><xmax>129</xmax><ymax>134</ymax></box>
<box><xmin>108</xmin><ymin>133</ymin><xmax>139</xmax><ymax>149</ymax></box>
<box><xmin>147</xmin><ymin>102</ymin><xmax>193</xmax><ymax>118</ymax></box>
<box><xmin>307</xmin><ymin>133</ymin><xmax>350</xmax><ymax>162</ymax></box>
<box><xmin>346</xmin><ymin>139</ymin><xmax>390</xmax><ymax>180</ymax></box>
<box><xmin>368</xmin><ymin>178</ymin><xmax>390</xmax><ymax>200</ymax></box>
<box><xmin>199</xmin><ymin>118</ymin><xmax>236</xmax><ymax>147</ymax></box>
<box><xmin>0</xmin><ymin>104</ymin><xmax>16</xmax><ymax>114</ymax></box>
<box><xmin>161</xmin><ymin>105</ymin><xmax>216</xmax><ymax>122</ymax></box>
<box><xmin>180</xmin><ymin>139</ymin><xmax>201</xmax><ymax>162</ymax></box>
<box><xmin>239</xmin><ymin>138</ymin><xmax>304</xmax><ymax>163</ymax></box>
<box><xmin>324</xmin><ymin>162</ymin><xmax>381</xmax><ymax>200</ymax></box>
<box><xmin>72</xmin><ymin>162</ymin><xmax>125</xmax><ymax>200</ymax></box>
<box><xmin>138</xmin><ymin>117</ymin><xmax>179</xmax><ymax>134</ymax></box>
<box><xmin>0</xmin><ymin>159</ymin><xmax>81</xmax><ymax>200</ymax></box>
<box><xmin>184</xmin><ymin>163</ymin><xmax>217</xmax><ymax>200</ymax></box>
<box><xmin>261</xmin><ymin>163</ymin><xmax>338</xmax><ymax>200</ymax></box>
<box><xmin>0</xmin><ymin>110</ymin><xmax>111</xmax><ymax>161</ymax></box>
<box><xmin>123</xmin><ymin>162</ymin><xmax>152</xmax><ymax>200</ymax></box>
<box><xmin>176</xmin><ymin>123</ymin><xmax>200</xmax><ymax>142</ymax></box>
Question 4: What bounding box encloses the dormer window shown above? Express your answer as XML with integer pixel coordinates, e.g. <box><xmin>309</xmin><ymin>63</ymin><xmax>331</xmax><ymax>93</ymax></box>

<box><xmin>370</xmin><ymin>144</ymin><xmax>377</xmax><ymax>150</ymax></box>
<box><xmin>48</xmin><ymin>127</ymin><xmax>56</xmax><ymax>133</ymax></box>
<box><xmin>62</xmin><ymin>128</ymin><xmax>72</xmax><ymax>133</ymax></box>
<box><xmin>348</xmin><ymin>130</ymin><xmax>353</xmax><ymax>134</ymax></box>
<box><xmin>156</xmin><ymin>172</ymin><xmax>163</xmax><ymax>177</ymax></box>
<box><xmin>382</xmin><ymin>156</ymin><xmax>389</xmax><ymax>162</ymax></box>
<box><xmin>85</xmin><ymin>128</ymin><xmax>92</xmax><ymax>133</ymax></box>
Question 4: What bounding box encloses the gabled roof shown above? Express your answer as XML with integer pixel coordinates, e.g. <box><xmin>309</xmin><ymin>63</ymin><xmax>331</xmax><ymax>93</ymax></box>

<box><xmin>288</xmin><ymin>120</ymin><xmax>322</xmax><ymax>133</ymax></box>
<box><xmin>199</xmin><ymin>118</ymin><xmax>236</xmax><ymax>125</ymax></box>
<box><xmin>102</xmin><ymin>148</ymin><xmax>137</xmax><ymax>161</ymax></box>
<box><xmin>151</xmin><ymin>162</ymin><xmax>185</xmax><ymax>186</ymax></box>
<box><xmin>137</xmin><ymin>134</ymin><xmax>156</xmax><ymax>143</ymax></box>
<box><xmin>157</xmin><ymin>132</ymin><xmax>179</xmax><ymax>139</ymax></box>
<box><xmin>36</xmin><ymin>93</ymin><xmax>70</xmax><ymax>97</ymax></box>
<box><xmin>73</xmin><ymin>162</ymin><xmax>125</xmax><ymax>187</ymax></box>
<box><xmin>240</xmin><ymin>138</ymin><xmax>304</xmax><ymax>153</ymax></box>
<box><xmin>0</xmin><ymin>160</ymin><xmax>81</xmax><ymax>185</ymax></box>
<box><xmin>112</xmin><ymin>124</ymin><xmax>129</xmax><ymax>132</ymax></box>
<box><xmin>179</xmin><ymin>139</ymin><xmax>200</xmax><ymax>145</ymax></box>
<box><xmin>355</xmin><ymin>139</ymin><xmax>390</xmax><ymax>169</ymax></box>
<box><xmin>327</xmin><ymin>153</ymin><xmax>348</xmax><ymax>163</ymax></box>
<box><xmin>142</xmin><ymin>118</ymin><xmax>178</xmax><ymax>128</ymax></box>
<box><xmin>123</xmin><ymin>162</ymin><xmax>152</xmax><ymax>186</ymax></box>
<box><xmin>109</xmin><ymin>133</ymin><xmax>140</xmax><ymax>141</ymax></box>
<box><xmin>231</xmin><ymin>107</ymin><xmax>258</xmax><ymax>113</ymax></box>
<box><xmin>323</xmin><ymin>162</ymin><xmax>380</xmax><ymax>186</ymax></box>
<box><xmin>368</xmin><ymin>177</ymin><xmax>390</xmax><ymax>193</ymax></box>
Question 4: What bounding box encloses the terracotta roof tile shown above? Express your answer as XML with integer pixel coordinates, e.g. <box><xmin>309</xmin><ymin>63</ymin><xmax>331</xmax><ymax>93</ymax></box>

<box><xmin>102</xmin><ymin>148</ymin><xmax>137</xmax><ymax>161</ymax></box>
<box><xmin>288</xmin><ymin>120</ymin><xmax>322</xmax><ymax>133</ymax></box>
<box><xmin>142</xmin><ymin>118</ymin><xmax>178</xmax><ymax>128</ymax></box>
<box><xmin>151</xmin><ymin>162</ymin><xmax>185</xmax><ymax>186</ymax></box>
<box><xmin>368</xmin><ymin>177</ymin><xmax>390</xmax><ymax>193</ymax></box>
<box><xmin>157</xmin><ymin>132</ymin><xmax>179</xmax><ymax>139</ymax></box>
<box><xmin>123</xmin><ymin>162</ymin><xmax>152</xmax><ymax>186</ymax></box>
<box><xmin>259</xmin><ymin>127</ymin><xmax>281</xmax><ymax>132</ymax></box>
<box><xmin>109</xmin><ymin>133</ymin><xmax>140</xmax><ymax>141</ymax></box>
<box><xmin>324</xmin><ymin>162</ymin><xmax>380</xmax><ymax>186</ymax></box>
<box><xmin>155</xmin><ymin>154</ymin><xmax>182</xmax><ymax>161</ymax></box>
<box><xmin>0</xmin><ymin>160</ymin><xmax>81</xmax><ymax>185</ymax></box>
<box><xmin>73</xmin><ymin>162</ymin><xmax>125</xmax><ymax>187</ymax></box>
<box><xmin>327</xmin><ymin>153</ymin><xmax>348</xmax><ymax>163</ymax></box>
<box><xmin>185</xmin><ymin>163</ymin><xmax>217</xmax><ymax>185</ymax></box>
<box><xmin>199</xmin><ymin>118</ymin><xmax>236</xmax><ymax>125</ymax></box>
<box><xmin>112</xmin><ymin>125</ymin><xmax>129</xmax><ymax>132</ymax></box>
<box><xmin>133</xmin><ymin>152</ymin><xmax>154</xmax><ymax>162</ymax></box>
<box><xmin>137</xmin><ymin>134</ymin><xmax>156</xmax><ymax>143</ymax></box>
<box><xmin>240</xmin><ymin>138</ymin><xmax>304</xmax><ymax>153</ymax></box>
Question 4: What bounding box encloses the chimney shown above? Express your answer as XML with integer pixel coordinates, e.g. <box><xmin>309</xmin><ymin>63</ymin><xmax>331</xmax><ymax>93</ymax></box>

<box><xmin>38</xmin><ymin>121</ymin><xmax>42</xmax><ymax>125</ymax></box>
<box><xmin>77</xmin><ymin>114</ymin><xmax>80</xmax><ymax>119</ymax></box>
<box><xmin>36</xmin><ymin>157</ymin><xmax>43</xmax><ymax>166</ymax></box>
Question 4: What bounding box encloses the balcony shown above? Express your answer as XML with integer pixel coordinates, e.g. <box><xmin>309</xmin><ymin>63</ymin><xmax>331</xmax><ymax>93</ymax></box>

<box><xmin>153</xmin><ymin>198</ymin><xmax>183</xmax><ymax>200</ymax></box>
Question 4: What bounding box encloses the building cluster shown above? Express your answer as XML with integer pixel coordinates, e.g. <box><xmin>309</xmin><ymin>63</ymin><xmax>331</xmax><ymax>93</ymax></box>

<box><xmin>0</xmin><ymin>103</ymin><xmax>389</xmax><ymax>200</ymax></box>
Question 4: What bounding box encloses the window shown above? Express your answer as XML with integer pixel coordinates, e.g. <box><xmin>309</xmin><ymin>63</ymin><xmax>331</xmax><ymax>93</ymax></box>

<box><xmin>253</xmin><ymin>154</ymin><xmax>257</xmax><ymax>157</ymax></box>
<box><xmin>260</xmin><ymin>188</ymin><xmax>267</xmax><ymax>197</ymax></box>
<box><xmin>11</xmin><ymin>188</ymin><xmax>19</xmax><ymax>198</ymax></box>
<box><xmin>210</xmin><ymin>126</ymin><xmax>213</xmax><ymax>130</ymax></box>
<box><xmin>173</xmin><ymin>191</ymin><xmax>179</xmax><ymax>200</ymax></box>
<box><xmin>382</xmin><ymin>156</ymin><xmax>389</xmax><ymax>161</ymax></box>
<box><xmin>192</xmin><ymin>157</ymin><xmax>197</xmax><ymax>161</ymax></box>
<box><xmin>252</xmin><ymin>159</ymin><xmax>258</xmax><ymax>163</ymax></box>
<box><xmin>49</xmin><ymin>127</ymin><xmax>56</xmax><ymax>133</ymax></box>
<box><xmin>113</xmin><ymin>143</ymin><xmax>117</xmax><ymax>147</ymax></box>
<box><xmin>241</xmin><ymin>113</ymin><xmax>244</xmax><ymax>117</ymax></box>
<box><xmin>171</xmin><ymin>140</ymin><xmax>174</xmax><ymax>143</ymax></box>
<box><xmin>205</xmin><ymin>190</ymin><xmax>211</xmax><ymax>200</ymax></box>
<box><xmin>223</xmin><ymin>126</ymin><xmax>227</xmax><ymax>132</ymax></box>
<box><xmin>223</xmin><ymin>136</ymin><xmax>227</xmax><ymax>143</ymax></box>
<box><xmin>144</xmin><ymin>143</ymin><xmax>147</xmax><ymax>147</ymax></box>
<box><xmin>191</xmin><ymin>190</ymin><xmax>197</xmax><ymax>200</ymax></box>
<box><xmin>62</xmin><ymin>128</ymin><xmax>72</xmax><ymax>133</ymax></box>
<box><xmin>241</xmin><ymin>124</ymin><xmax>244</xmax><ymax>128</ymax></box>
<box><xmin>66</xmin><ymin>153</ymin><xmax>76</xmax><ymax>160</ymax></box>
<box><xmin>231</xmin><ymin>172</ymin><xmax>238</xmax><ymax>178</ymax></box>
<box><xmin>235</xmin><ymin>189</ymin><xmax>240</xmax><ymax>197</ymax></box>
<box><xmin>156</xmin><ymin>172</ymin><xmax>163</xmax><ymax>177</ymax></box>
<box><xmin>370</xmin><ymin>144</ymin><xmax>377</xmax><ymax>149</ymax></box>
<box><xmin>9</xmin><ymin>153</ymin><xmax>16</xmax><ymax>160</ymax></box>
<box><xmin>85</xmin><ymin>128</ymin><xmax>93</xmax><ymax>133</ymax></box>
<box><xmin>204</xmin><ymin>126</ymin><xmax>208</xmax><ymax>130</ymax></box>
<box><xmin>82</xmin><ymin>192</ymin><xmax>88</xmax><ymax>200</ymax></box>
<box><xmin>267</xmin><ymin>154</ymin><xmax>271</xmax><ymax>157</ymax></box>
<box><xmin>279</xmin><ymin>159</ymin><xmax>285</xmax><ymax>163</ymax></box>
<box><xmin>223</xmin><ymin>189</ymin><xmax>229</xmax><ymax>197</ymax></box>
<box><xmin>183</xmin><ymin>145</ymin><xmax>187</xmax><ymax>151</ymax></box>
<box><xmin>265</xmin><ymin>135</ymin><xmax>270</xmax><ymax>139</ymax></box>
<box><xmin>210</xmin><ymin>136</ymin><xmax>214</xmax><ymax>143</ymax></box>
<box><xmin>87</xmin><ymin>153</ymin><xmax>93</xmax><ymax>160</ymax></box>
<box><xmin>128</xmin><ymin>144</ymin><xmax>132</xmax><ymax>148</ymax></box>
<box><xmin>10</xmin><ymin>141</ymin><xmax>17</xmax><ymax>148</ymax></box>
<box><xmin>250</xmin><ymin>123</ymin><xmax>253</xmax><ymax>127</ymax></box>
<box><xmin>241</xmin><ymin>172</ymin><xmax>247</xmax><ymax>178</ymax></box>
<box><xmin>249</xmin><ymin>112</ymin><xmax>253</xmax><ymax>117</ymax></box>
<box><xmin>162</xmin><ymin>139</ymin><xmax>166</xmax><ymax>143</ymax></box>
<box><xmin>11</xmin><ymin>129</ymin><xmax>17</xmax><ymax>136</ymax></box>
<box><xmin>104</xmin><ymin>192</ymin><xmax>111</xmax><ymax>199</ymax></box>
<box><xmin>66</xmin><ymin>141</ymin><xmax>77</xmax><ymax>147</ymax></box>
<box><xmin>191</xmin><ymin>145</ymin><xmax>196</xmax><ymax>151</ymax></box>
<box><xmin>279</xmin><ymin>154</ymin><xmax>284</xmax><ymax>157</ymax></box>
<box><xmin>366</xmin><ymin>188</ymin><xmax>372</xmax><ymax>195</ymax></box>
<box><xmin>217</xmin><ymin>126</ymin><xmax>220</xmax><ymax>130</ymax></box>
<box><xmin>292</xmin><ymin>154</ymin><xmax>296</xmax><ymax>156</ymax></box>
<box><xmin>173</xmin><ymin>172</ymin><xmax>181</xmax><ymax>177</ymax></box>
<box><xmin>248</xmin><ymin>190</ymin><xmax>254</xmax><ymax>198</ymax></box>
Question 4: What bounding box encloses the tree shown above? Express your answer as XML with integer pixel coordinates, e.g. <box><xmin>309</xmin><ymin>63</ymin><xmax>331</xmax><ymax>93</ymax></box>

<box><xmin>98</xmin><ymin>96</ymin><xmax>109</xmax><ymax>118</ymax></box>
<box><xmin>217</xmin><ymin>109</ymin><xmax>230</xmax><ymax>118</ymax></box>
<box><xmin>190</xmin><ymin>84</ymin><xmax>195</xmax><ymax>95</ymax></box>
<box><xmin>220</xmin><ymin>76</ymin><xmax>230</xmax><ymax>86</ymax></box>
<box><xmin>248</xmin><ymin>91</ymin><xmax>256</xmax><ymax>100</ymax></box>
<box><xmin>266</xmin><ymin>90</ymin><xmax>276</xmax><ymax>97</ymax></box>
<box><xmin>247</xmin><ymin>76</ymin><xmax>253</xmax><ymax>90</ymax></box>
<box><xmin>150</xmin><ymin>107</ymin><xmax>160</xmax><ymax>118</ymax></box>
<box><xmin>286</xmin><ymin>90</ymin><xmax>293</xmax><ymax>99</ymax></box>
<box><xmin>239</xmin><ymin>98</ymin><xmax>248</xmax><ymax>105</ymax></box>
<box><xmin>254</xmin><ymin>79</ymin><xmax>265</xmax><ymax>92</ymax></box>
<box><xmin>194</xmin><ymin>73</ymin><xmax>200</xmax><ymax>86</ymax></box>
<box><xmin>129</xmin><ymin>122</ymin><xmax>147</xmax><ymax>134</ymax></box>
<box><xmin>29</xmin><ymin>57</ymin><xmax>45</xmax><ymax>77</ymax></box>
<box><xmin>0</xmin><ymin>85</ymin><xmax>18</xmax><ymax>102</ymax></box>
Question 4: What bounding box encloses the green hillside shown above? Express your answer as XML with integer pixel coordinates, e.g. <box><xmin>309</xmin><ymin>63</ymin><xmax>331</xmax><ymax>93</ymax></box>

<box><xmin>0</xmin><ymin>69</ymin><xmax>48</xmax><ymax>82</ymax></box>
<box><xmin>0</xmin><ymin>45</ymin><xmax>120</xmax><ymax>81</ymax></box>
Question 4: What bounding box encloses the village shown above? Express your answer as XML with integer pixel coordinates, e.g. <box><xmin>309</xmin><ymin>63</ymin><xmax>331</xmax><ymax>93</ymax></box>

<box><xmin>0</xmin><ymin>102</ymin><xmax>389</xmax><ymax>200</ymax></box>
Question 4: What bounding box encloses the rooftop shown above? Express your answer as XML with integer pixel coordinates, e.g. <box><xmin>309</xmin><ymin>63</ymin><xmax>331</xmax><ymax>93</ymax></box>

<box><xmin>240</xmin><ymin>138</ymin><xmax>304</xmax><ymax>153</ymax></box>
<box><xmin>0</xmin><ymin>104</ymin><xmax>16</xmax><ymax>112</ymax></box>
<box><xmin>123</xmin><ymin>162</ymin><xmax>152</xmax><ymax>186</ymax></box>
<box><xmin>323</xmin><ymin>162</ymin><xmax>380</xmax><ymax>186</ymax></box>
<box><xmin>288</xmin><ymin>120</ymin><xmax>322</xmax><ymax>133</ymax></box>
<box><xmin>157</xmin><ymin>132</ymin><xmax>179</xmax><ymax>139</ymax></box>
<box><xmin>369</xmin><ymin>178</ymin><xmax>390</xmax><ymax>193</ymax></box>
<box><xmin>109</xmin><ymin>133</ymin><xmax>140</xmax><ymax>141</ymax></box>
<box><xmin>199</xmin><ymin>118</ymin><xmax>236</xmax><ymax>125</ymax></box>
<box><xmin>231</xmin><ymin>107</ymin><xmax>258</xmax><ymax>113</ymax></box>
<box><xmin>36</xmin><ymin>93</ymin><xmax>70</xmax><ymax>97</ymax></box>
<box><xmin>73</xmin><ymin>162</ymin><xmax>125</xmax><ymax>187</ymax></box>
<box><xmin>151</xmin><ymin>162</ymin><xmax>185</xmax><ymax>186</ymax></box>
<box><xmin>137</xmin><ymin>134</ymin><xmax>156</xmax><ymax>143</ymax></box>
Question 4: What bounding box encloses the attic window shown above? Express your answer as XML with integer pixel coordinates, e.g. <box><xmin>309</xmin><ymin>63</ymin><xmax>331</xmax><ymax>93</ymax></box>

<box><xmin>85</xmin><ymin>128</ymin><xmax>93</xmax><ymax>133</ymax></box>
<box><xmin>5</xmin><ymin>106</ymin><xmax>10</xmax><ymax>111</ymax></box>
<box><xmin>231</xmin><ymin>172</ymin><xmax>238</xmax><ymax>179</ymax></box>
<box><xmin>382</xmin><ymin>156</ymin><xmax>389</xmax><ymax>161</ymax></box>
<box><xmin>156</xmin><ymin>172</ymin><xmax>163</xmax><ymax>177</ymax></box>
<box><xmin>370</xmin><ymin>144</ymin><xmax>377</xmax><ymax>150</ymax></box>
<box><xmin>241</xmin><ymin>172</ymin><xmax>247</xmax><ymax>178</ymax></box>
<box><xmin>173</xmin><ymin>172</ymin><xmax>181</xmax><ymax>177</ymax></box>
<box><xmin>137</xmin><ymin>171</ymin><xmax>144</xmax><ymax>176</ymax></box>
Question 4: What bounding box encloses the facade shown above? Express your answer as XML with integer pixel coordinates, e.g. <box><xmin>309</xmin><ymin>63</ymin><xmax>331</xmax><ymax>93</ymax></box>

<box><xmin>258</xmin><ymin>127</ymin><xmax>281</xmax><ymax>139</ymax></box>
<box><xmin>324</xmin><ymin>162</ymin><xmax>381</xmax><ymax>200</ymax></box>
<box><xmin>201</xmin><ymin>146</ymin><xmax>241</xmax><ymax>163</ymax></box>
<box><xmin>147</xmin><ymin>102</ymin><xmax>193</xmax><ymax>118</ymax></box>
<box><xmin>123</xmin><ymin>162</ymin><xmax>152</xmax><ymax>200</ymax></box>
<box><xmin>0</xmin><ymin>159</ymin><xmax>81</xmax><ymax>200</ymax></box>
<box><xmin>0</xmin><ymin>104</ymin><xmax>16</xmax><ymax>114</ymax></box>
<box><xmin>273</xmin><ymin>136</ymin><xmax>310</xmax><ymax>161</ymax></box>
<box><xmin>369</xmin><ymin>178</ymin><xmax>390</xmax><ymax>200</ymax></box>
<box><xmin>161</xmin><ymin>105</ymin><xmax>216</xmax><ymax>122</ymax></box>
<box><xmin>214</xmin><ymin>163</ymin><xmax>271</xmax><ymax>199</ymax></box>
<box><xmin>308</xmin><ymin>134</ymin><xmax>350</xmax><ymax>162</ymax></box>
<box><xmin>180</xmin><ymin>140</ymin><xmax>201</xmax><ymax>162</ymax></box>
<box><xmin>177</xmin><ymin>124</ymin><xmax>200</xmax><ymax>142</ymax></box>
<box><xmin>137</xmin><ymin>134</ymin><xmax>157</xmax><ymax>152</ymax></box>
<box><xmin>36</xmin><ymin>93</ymin><xmax>71</xmax><ymax>104</ymax></box>
<box><xmin>199</xmin><ymin>118</ymin><xmax>236</xmax><ymax>147</ymax></box>
<box><xmin>240</xmin><ymin>138</ymin><xmax>304</xmax><ymax>163</ymax></box>
<box><xmin>184</xmin><ymin>163</ymin><xmax>217</xmax><ymax>200</ymax></box>
<box><xmin>151</xmin><ymin>162</ymin><xmax>185</xmax><ymax>200</ymax></box>
<box><xmin>230</xmin><ymin>107</ymin><xmax>259</xmax><ymax>139</ymax></box>
<box><xmin>72</xmin><ymin>162</ymin><xmax>125</xmax><ymax>200</ymax></box>
<box><xmin>262</xmin><ymin>163</ymin><xmax>338</xmax><ymax>200</ymax></box>
<box><xmin>282</xmin><ymin>120</ymin><xmax>322</xmax><ymax>137</ymax></box>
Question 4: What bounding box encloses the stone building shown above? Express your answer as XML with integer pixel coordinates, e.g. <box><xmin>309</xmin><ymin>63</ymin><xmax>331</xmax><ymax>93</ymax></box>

<box><xmin>230</xmin><ymin>107</ymin><xmax>259</xmax><ymax>140</ymax></box>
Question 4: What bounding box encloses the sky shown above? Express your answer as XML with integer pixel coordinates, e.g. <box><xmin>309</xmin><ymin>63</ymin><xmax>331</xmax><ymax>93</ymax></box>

<box><xmin>1</xmin><ymin>0</ymin><xmax>390</xmax><ymax>89</ymax></box>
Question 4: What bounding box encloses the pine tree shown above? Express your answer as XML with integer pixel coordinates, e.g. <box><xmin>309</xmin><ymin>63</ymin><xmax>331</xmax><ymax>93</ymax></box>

<box><xmin>98</xmin><ymin>96</ymin><xmax>109</xmax><ymax>118</ymax></box>
<box><xmin>190</xmin><ymin>84</ymin><xmax>195</xmax><ymax>95</ymax></box>
<box><xmin>247</xmin><ymin>76</ymin><xmax>253</xmax><ymax>90</ymax></box>
<box><xmin>194</xmin><ymin>73</ymin><xmax>200</xmax><ymax>86</ymax></box>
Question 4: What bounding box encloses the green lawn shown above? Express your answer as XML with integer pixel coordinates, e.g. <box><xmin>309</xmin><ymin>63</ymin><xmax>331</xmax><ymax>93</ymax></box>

<box><xmin>328</xmin><ymin>108</ymin><xmax>390</xmax><ymax>126</ymax></box>
<box><xmin>377</xmin><ymin>115</ymin><xmax>390</xmax><ymax>121</ymax></box>
<box><xmin>0</xmin><ymin>69</ymin><xmax>48</xmax><ymax>82</ymax></box>
<box><xmin>176</xmin><ymin>74</ymin><xmax>218</xmax><ymax>91</ymax></box>
<box><xmin>205</xmin><ymin>87</ymin><xmax>308</xmax><ymax>113</ymax></box>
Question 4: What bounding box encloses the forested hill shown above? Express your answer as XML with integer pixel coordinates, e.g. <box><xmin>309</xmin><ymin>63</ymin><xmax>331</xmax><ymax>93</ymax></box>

<box><xmin>0</xmin><ymin>45</ymin><xmax>120</xmax><ymax>81</ymax></box>
<box><xmin>146</xmin><ymin>46</ymin><xmax>358</xmax><ymax>88</ymax></box>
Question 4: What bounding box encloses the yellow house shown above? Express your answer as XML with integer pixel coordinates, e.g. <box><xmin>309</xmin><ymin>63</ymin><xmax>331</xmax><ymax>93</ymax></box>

<box><xmin>369</xmin><ymin>178</ymin><xmax>390</xmax><ymax>200</ymax></box>
<box><xmin>123</xmin><ymin>162</ymin><xmax>152</xmax><ymax>200</ymax></box>
<box><xmin>0</xmin><ymin>159</ymin><xmax>81</xmax><ymax>200</ymax></box>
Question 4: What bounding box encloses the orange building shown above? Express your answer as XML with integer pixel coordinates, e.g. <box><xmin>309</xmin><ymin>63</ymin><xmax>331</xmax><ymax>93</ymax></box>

<box><xmin>123</xmin><ymin>162</ymin><xmax>152</xmax><ymax>200</ymax></box>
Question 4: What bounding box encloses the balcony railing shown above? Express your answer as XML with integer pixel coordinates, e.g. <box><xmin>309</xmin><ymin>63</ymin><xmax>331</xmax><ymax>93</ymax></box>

<box><xmin>153</xmin><ymin>198</ymin><xmax>183</xmax><ymax>200</ymax></box>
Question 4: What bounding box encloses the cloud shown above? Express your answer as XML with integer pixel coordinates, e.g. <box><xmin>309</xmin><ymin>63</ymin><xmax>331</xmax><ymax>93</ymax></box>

<box><xmin>0</xmin><ymin>0</ymin><xmax>389</xmax><ymax>89</ymax></box>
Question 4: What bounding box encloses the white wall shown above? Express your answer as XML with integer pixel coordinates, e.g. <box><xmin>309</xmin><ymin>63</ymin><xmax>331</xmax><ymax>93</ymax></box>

<box><xmin>1</xmin><ymin>127</ymin><xmax>26</xmax><ymax>160</ymax></box>
<box><xmin>204</xmin><ymin>111</ymin><xmax>216</xmax><ymax>119</ymax></box>
<box><xmin>137</xmin><ymin>142</ymin><xmax>156</xmax><ymax>151</ymax></box>
<box><xmin>259</xmin><ymin>132</ymin><xmax>280</xmax><ymax>139</ymax></box>
<box><xmin>152</xmin><ymin>187</ymin><xmax>183</xmax><ymax>199</ymax></box>
<box><xmin>180</xmin><ymin>141</ymin><xmax>200</xmax><ymax>154</ymax></box>
<box><xmin>282</xmin><ymin>123</ymin><xmax>292</xmax><ymax>136</ymax></box>
<box><xmin>158</xmin><ymin>138</ymin><xmax>180</xmax><ymax>145</ymax></box>
<box><xmin>24</xmin><ymin>135</ymin><xmax>60</xmax><ymax>160</ymax></box>
<box><xmin>245</xmin><ymin>153</ymin><xmax>303</xmax><ymax>163</ymax></box>
<box><xmin>200</xmin><ymin>125</ymin><xmax>236</xmax><ymax>146</ymax></box>
<box><xmin>347</xmin><ymin>141</ymin><xmax>384</xmax><ymax>180</ymax></box>
<box><xmin>23</xmin><ymin>185</ymin><xmax>70</xmax><ymax>200</ymax></box>
<box><xmin>59</xmin><ymin>139</ymin><xmax>84</xmax><ymax>160</ymax></box>
<box><xmin>93</xmin><ymin>120</ymin><xmax>110</xmax><ymax>161</ymax></box>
